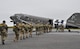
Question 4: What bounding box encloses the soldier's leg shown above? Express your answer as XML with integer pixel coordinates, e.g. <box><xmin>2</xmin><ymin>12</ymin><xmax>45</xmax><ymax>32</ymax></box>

<box><xmin>38</xmin><ymin>27</ymin><xmax>41</xmax><ymax>35</ymax></box>
<box><xmin>17</xmin><ymin>33</ymin><xmax>19</xmax><ymax>40</ymax></box>
<box><xmin>44</xmin><ymin>26</ymin><xmax>46</xmax><ymax>33</ymax></box>
<box><xmin>14</xmin><ymin>32</ymin><xmax>19</xmax><ymax>42</ymax></box>
<box><xmin>1</xmin><ymin>35</ymin><xmax>5</xmax><ymax>45</ymax></box>
<box><xmin>25</xmin><ymin>31</ymin><xmax>28</xmax><ymax>38</ymax></box>
<box><xmin>2</xmin><ymin>32</ymin><xmax>7</xmax><ymax>45</ymax></box>
<box><xmin>49</xmin><ymin>27</ymin><xmax>51</xmax><ymax>32</ymax></box>
<box><xmin>37</xmin><ymin>28</ymin><xmax>40</xmax><ymax>35</ymax></box>
<box><xmin>56</xmin><ymin>26</ymin><xmax>58</xmax><ymax>32</ymax></box>
<box><xmin>23</xmin><ymin>29</ymin><xmax>26</xmax><ymax>39</ymax></box>
<box><xmin>36</xmin><ymin>28</ymin><xmax>39</xmax><ymax>35</ymax></box>
<box><xmin>29</xmin><ymin>30</ymin><xmax>32</xmax><ymax>37</ymax></box>
<box><xmin>59</xmin><ymin>26</ymin><xmax>61</xmax><ymax>32</ymax></box>
<box><xmin>13</xmin><ymin>34</ymin><xmax>17</xmax><ymax>42</ymax></box>
<box><xmin>16</xmin><ymin>33</ymin><xmax>19</xmax><ymax>41</ymax></box>
<box><xmin>14</xmin><ymin>32</ymin><xmax>16</xmax><ymax>42</ymax></box>
<box><xmin>45</xmin><ymin>26</ymin><xmax>47</xmax><ymax>33</ymax></box>
<box><xmin>62</xmin><ymin>28</ymin><xmax>64</xmax><ymax>32</ymax></box>
<box><xmin>50</xmin><ymin>27</ymin><xmax>52</xmax><ymax>32</ymax></box>
<box><xmin>36</xmin><ymin>28</ymin><xmax>38</xmax><ymax>35</ymax></box>
<box><xmin>37</xmin><ymin>27</ymin><xmax>41</xmax><ymax>35</ymax></box>
<box><xmin>47</xmin><ymin>27</ymin><xmax>48</xmax><ymax>33</ymax></box>
<box><xmin>48</xmin><ymin>27</ymin><xmax>50</xmax><ymax>32</ymax></box>
<box><xmin>22</xmin><ymin>32</ymin><xmax>25</xmax><ymax>39</ymax></box>
<box><xmin>4</xmin><ymin>32</ymin><xmax>7</xmax><ymax>40</ymax></box>
<box><xmin>19</xmin><ymin>32</ymin><xmax>23</xmax><ymax>40</ymax></box>
<box><xmin>62</xmin><ymin>27</ymin><xmax>64</xmax><ymax>32</ymax></box>
<box><xmin>41</xmin><ymin>27</ymin><xmax>43</xmax><ymax>34</ymax></box>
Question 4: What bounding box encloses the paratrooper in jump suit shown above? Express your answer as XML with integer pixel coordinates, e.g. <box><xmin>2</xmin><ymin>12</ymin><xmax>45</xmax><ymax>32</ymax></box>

<box><xmin>18</xmin><ymin>22</ymin><xmax>25</xmax><ymax>40</ymax></box>
<box><xmin>13</xmin><ymin>23</ymin><xmax>19</xmax><ymax>42</ymax></box>
<box><xmin>24</xmin><ymin>23</ymin><xmax>30</xmax><ymax>38</ymax></box>
<box><xmin>59</xmin><ymin>24</ymin><xmax>64</xmax><ymax>32</ymax></box>
<box><xmin>28</xmin><ymin>23</ymin><xmax>33</xmax><ymax>37</ymax></box>
<box><xmin>0</xmin><ymin>20</ymin><xmax>8</xmax><ymax>45</ymax></box>
<box><xmin>35</xmin><ymin>23</ymin><xmax>42</xmax><ymax>35</ymax></box>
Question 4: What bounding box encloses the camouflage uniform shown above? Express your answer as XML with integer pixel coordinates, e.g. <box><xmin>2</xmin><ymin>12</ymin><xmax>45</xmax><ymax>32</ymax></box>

<box><xmin>18</xmin><ymin>23</ymin><xmax>25</xmax><ymax>40</ymax></box>
<box><xmin>59</xmin><ymin>24</ymin><xmax>64</xmax><ymax>32</ymax></box>
<box><xmin>48</xmin><ymin>25</ymin><xmax>53</xmax><ymax>32</ymax></box>
<box><xmin>35</xmin><ymin>24</ymin><xmax>41</xmax><ymax>35</ymax></box>
<box><xmin>0</xmin><ymin>20</ymin><xmax>8</xmax><ymax>45</ymax></box>
<box><xmin>28</xmin><ymin>23</ymin><xmax>33</xmax><ymax>37</ymax></box>
<box><xmin>35</xmin><ymin>24</ymin><xmax>39</xmax><ymax>35</ymax></box>
<box><xmin>40</xmin><ymin>24</ymin><xmax>44</xmax><ymax>34</ymax></box>
<box><xmin>38</xmin><ymin>24</ymin><xmax>43</xmax><ymax>35</ymax></box>
<box><xmin>45</xmin><ymin>24</ymin><xmax>49</xmax><ymax>33</ymax></box>
<box><xmin>24</xmin><ymin>23</ymin><xmax>29</xmax><ymax>38</ymax></box>
<box><xmin>13</xmin><ymin>24</ymin><xmax>19</xmax><ymax>42</ymax></box>
<box><xmin>43</xmin><ymin>24</ymin><xmax>47</xmax><ymax>33</ymax></box>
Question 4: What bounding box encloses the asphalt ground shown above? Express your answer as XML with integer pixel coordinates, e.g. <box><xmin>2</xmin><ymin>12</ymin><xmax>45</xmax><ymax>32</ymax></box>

<box><xmin>0</xmin><ymin>28</ymin><xmax>80</xmax><ymax>49</ymax></box>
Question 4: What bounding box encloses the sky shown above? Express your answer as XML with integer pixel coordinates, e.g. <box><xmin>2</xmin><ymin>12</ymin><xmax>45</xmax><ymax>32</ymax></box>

<box><xmin>0</xmin><ymin>0</ymin><xmax>80</xmax><ymax>26</ymax></box>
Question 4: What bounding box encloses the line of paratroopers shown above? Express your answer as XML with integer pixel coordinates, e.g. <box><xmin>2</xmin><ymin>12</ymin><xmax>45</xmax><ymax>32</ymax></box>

<box><xmin>12</xmin><ymin>22</ymin><xmax>53</xmax><ymax>42</ymax></box>
<box><xmin>0</xmin><ymin>20</ymin><xmax>65</xmax><ymax>45</ymax></box>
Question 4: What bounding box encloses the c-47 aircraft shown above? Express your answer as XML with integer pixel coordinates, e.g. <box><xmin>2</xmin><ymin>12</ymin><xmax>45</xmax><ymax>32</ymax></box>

<box><xmin>66</xmin><ymin>13</ymin><xmax>80</xmax><ymax>28</ymax></box>
<box><xmin>10</xmin><ymin>13</ymin><xmax>53</xmax><ymax>26</ymax></box>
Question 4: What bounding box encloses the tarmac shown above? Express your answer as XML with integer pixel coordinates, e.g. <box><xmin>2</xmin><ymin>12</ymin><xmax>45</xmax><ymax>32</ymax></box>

<box><xmin>0</xmin><ymin>28</ymin><xmax>80</xmax><ymax>49</ymax></box>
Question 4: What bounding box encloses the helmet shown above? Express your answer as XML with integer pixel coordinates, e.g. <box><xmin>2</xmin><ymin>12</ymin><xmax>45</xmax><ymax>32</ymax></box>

<box><xmin>3</xmin><ymin>20</ymin><xmax>6</xmax><ymax>23</ymax></box>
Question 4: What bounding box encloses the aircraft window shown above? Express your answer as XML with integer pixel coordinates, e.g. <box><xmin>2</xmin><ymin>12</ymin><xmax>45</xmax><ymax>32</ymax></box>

<box><xmin>27</xmin><ymin>18</ymin><xmax>29</xmax><ymax>20</ymax></box>
<box><xmin>30</xmin><ymin>18</ymin><xmax>33</xmax><ymax>21</ymax></box>
<box><xmin>25</xmin><ymin>17</ymin><xmax>28</xmax><ymax>18</ymax></box>
<box><xmin>20</xmin><ymin>16</ymin><xmax>24</xmax><ymax>19</ymax></box>
<box><xmin>71</xmin><ymin>15</ymin><xmax>75</xmax><ymax>20</ymax></box>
